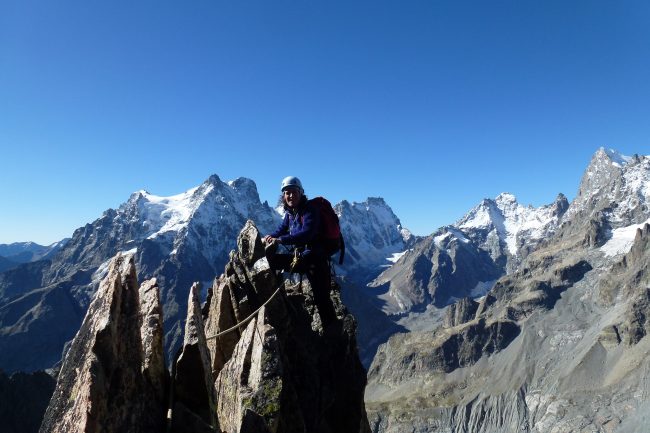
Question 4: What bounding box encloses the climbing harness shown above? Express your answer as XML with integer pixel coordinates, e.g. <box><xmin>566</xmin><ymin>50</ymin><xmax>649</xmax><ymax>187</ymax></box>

<box><xmin>290</xmin><ymin>248</ymin><xmax>302</xmax><ymax>273</ymax></box>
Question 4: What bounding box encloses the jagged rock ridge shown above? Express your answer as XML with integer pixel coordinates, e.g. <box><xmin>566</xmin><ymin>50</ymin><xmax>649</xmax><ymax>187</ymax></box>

<box><xmin>40</xmin><ymin>221</ymin><xmax>370</xmax><ymax>433</ymax></box>
<box><xmin>39</xmin><ymin>254</ymin><xmax>166</xmax><ymax>433</ymax></box>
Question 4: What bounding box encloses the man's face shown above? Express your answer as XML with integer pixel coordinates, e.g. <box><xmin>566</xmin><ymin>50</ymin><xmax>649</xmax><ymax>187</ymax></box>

<box><xmin>283</xmin><ymin>188</ymin><xmax>302</xmax><ymax>208</ymax></box>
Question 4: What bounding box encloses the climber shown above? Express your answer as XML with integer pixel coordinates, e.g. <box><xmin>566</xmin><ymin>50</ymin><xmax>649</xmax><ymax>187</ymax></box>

<box><xmin>263</xmin><ymin>176</ymin><xmax>337</xmax><ymax>327</ymax></box>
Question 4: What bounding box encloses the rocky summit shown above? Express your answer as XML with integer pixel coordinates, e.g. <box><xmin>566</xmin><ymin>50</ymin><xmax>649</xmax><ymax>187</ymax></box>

<box><xmin>40</xmin><ymin>221</ymin><xmax>370</xmax><ymax>433</ymax></box>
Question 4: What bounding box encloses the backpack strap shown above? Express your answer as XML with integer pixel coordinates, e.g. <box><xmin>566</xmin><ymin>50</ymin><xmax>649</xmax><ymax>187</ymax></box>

<box><xmin>338</xmin><ymin>233</ymin><xmax>345</xmax><ymax>265</ymax></box>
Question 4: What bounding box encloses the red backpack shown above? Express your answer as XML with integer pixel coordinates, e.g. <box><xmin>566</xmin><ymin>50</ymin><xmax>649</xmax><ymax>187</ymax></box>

<box><xmin>308</xmin><ymin>196</ymin><xmax>345</xmax><ymax>264</ymax></box>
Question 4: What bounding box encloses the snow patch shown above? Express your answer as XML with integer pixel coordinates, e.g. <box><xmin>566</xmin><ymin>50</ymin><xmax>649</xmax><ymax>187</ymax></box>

<box><xmin>603</xmin><ymin>148</ymin><xmax>633</xmax><ymax>167</ymax></box>
<box><xmin>434</xmin><ymin>232</ymin><xmax>451</xmax><ymax>248</ymax></box>
<box><xmin>387</xmin><ymin>251</ymin><xmax>408</xmax><ymax>263</ymax></box>
<box><xmin>91</xmin><ymin>257</ymin><xmax>112</xmax><ymax>286</ymax></box>
<box><xmin>434</xmin><ymin>228</ymin><xmax>471</xmax><ymax>249</ymax></box>
<box><xmin>600</xmin><ymin>219</ymin><xmax>650</xmax><ymax>257</ymax></box>
<box><xmin>140</xmin><ymin>186</ymin><xmax>202</xmax><ymax>239</ymax></box>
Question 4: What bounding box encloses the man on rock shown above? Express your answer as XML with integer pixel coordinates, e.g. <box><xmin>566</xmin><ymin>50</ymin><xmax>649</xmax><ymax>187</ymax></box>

<box><xmin>263</xmin><ymin>176</ymin><xmax>336</xmax><ymax>327</ymax></box>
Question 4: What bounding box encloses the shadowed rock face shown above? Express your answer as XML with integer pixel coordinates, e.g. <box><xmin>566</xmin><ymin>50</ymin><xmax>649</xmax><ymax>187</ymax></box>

<box><xmin>173</xmin><ymin>282</ymin><xmax>218</xmax><ymax>430</ymax></box>
<box><xmin>39</xmin><ymin>221</ymin><xmax>370</xmax><ymax>433</ymax></box>
<box><xmin>444</xmin><ymin>297</ymin><xmax>480</xmax><ymax>328</ymax></box>
<box><xmin>0</xmin><ymin>370</ymin><xmax>56</xmax><ymax>433</ymax></box>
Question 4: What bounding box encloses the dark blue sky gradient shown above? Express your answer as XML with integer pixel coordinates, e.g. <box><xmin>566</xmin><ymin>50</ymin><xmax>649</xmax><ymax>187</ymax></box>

<box><xmin>2</xmin><ymin>1</ymin><xmax>649</xmax><ymax>243</ymax></box>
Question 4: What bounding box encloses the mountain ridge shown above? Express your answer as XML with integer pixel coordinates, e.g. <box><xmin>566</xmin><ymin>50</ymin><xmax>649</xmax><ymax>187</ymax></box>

<box><xmin>365</xmin><ymin>148</ymin><xmax>650</xmax><ymax>432</ymax></box>
<box><xmin>0</xmin><ymin>174</ymin><xmax>407</xmax><ymax>374</ymax></box>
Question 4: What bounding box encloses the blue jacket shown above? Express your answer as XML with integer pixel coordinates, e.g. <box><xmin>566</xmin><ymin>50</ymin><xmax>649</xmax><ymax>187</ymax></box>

<box><xmin>270</xmin><ymin>198</ymin><xmax>323</xmax><ymax>256</ymax></box>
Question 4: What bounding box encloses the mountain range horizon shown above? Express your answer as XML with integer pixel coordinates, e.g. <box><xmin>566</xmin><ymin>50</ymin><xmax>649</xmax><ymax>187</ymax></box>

<box><xmin>2</xmin><ymin>146</ymin><xmax>640</xmax><ymax>249</ymax></box>
<box><xmin>2</xmin><ymin>145</ymin><xmax>650</xmax><ymax>432</ymax></box>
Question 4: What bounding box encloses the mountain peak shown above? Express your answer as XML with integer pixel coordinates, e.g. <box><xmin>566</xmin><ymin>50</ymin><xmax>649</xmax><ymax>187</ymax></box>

<box><xmin>227</xmin><ymin>177</ymin><xmax>260</xmax><ymax>200</ymax></box>
<box><xmin>338</xmin><ymin>197</ymin><xmax>388</xmax><ymax>210</ymax></box>
<box><xmin>496</xmin><ymin>192</ymin><xmax>516</xmax><ymax>200</ymax></box>
<box><xmin>366</xmin><ymin>197</ymin><xmax>388</xmax><ymax>206</ymax></box>
<box><xmin>457</xmin><ymin>191</ymin><xmax>567</xmax><ymax>260</ymax></box>
<box><xmin>334</xmin><ymin>197</ymin><xmax>409</xmax><ymax>272</ymax></box>
<box><xmin>205</xmin><ymin>173</ymin><xmax>222</xmax><ymax>185</ymax></box>
<box><xmin>127</xmin><ymin>190</ymin><xmax>148</xmax><ymax>203</ymax></box>
<box><xmin>495</xmin><ymin>192</ymin><xmax>517</xmax><ymax>206</ymax></box>
<box><xmin>566</xmin><ymin>148</ymin><xmax>650</xmax><ymax>227</ymax></box>
<box><xmin>596</xmin><ymin>147</ymin><xmax>633</xmax><ymax>167</ymax></box>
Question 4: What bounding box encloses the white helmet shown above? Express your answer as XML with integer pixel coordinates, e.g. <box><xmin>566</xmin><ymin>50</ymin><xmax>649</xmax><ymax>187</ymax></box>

<box><xmin>281</xmin><ymin>176</ymin><xmax>303</xmax><ymax>193</ymax></box>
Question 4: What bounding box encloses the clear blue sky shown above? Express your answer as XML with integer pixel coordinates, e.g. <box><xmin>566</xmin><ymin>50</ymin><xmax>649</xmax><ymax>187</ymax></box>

<box><xmin>1</xmin><ymin>0</ymin><xmax>649</xmax><ymax>244</ymax></box>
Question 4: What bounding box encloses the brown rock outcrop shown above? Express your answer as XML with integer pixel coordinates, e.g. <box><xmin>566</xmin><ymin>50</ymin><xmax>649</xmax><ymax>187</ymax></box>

<box><xmin>215</xmin><ymin>307</ymin><xmax>282</xmax><ymax>433</ymax></box>
<box><xmin>139</xmin><ymin>278</ymin><xmax>167</xmax><ymax>400</ymax></box>
<box><xmin>583</xmin><ymin>213</ymin><xmax>609</xmax><ymax>247</ymax></box>
<box><xmin>205</xmin><ymin>220</ymin><xmax>371</xmax><ymax>433</ymax></box>
<box><xmin>444</xmin><ymin>297</ymin><xmax>479</xmax><ymax>328</ymax></box>
<box><xmin>204</xmin><ymin>275</ymin><xmax>241</xmax><ymax>379</ymax></box>
<box><xmin>39</xmin><ymin>253</ymin><xmax>166</xmax><ymax>433</ymax></box>
<box><xmin>39</xmin><ymin>221</ymin><xmax>370</xmax><ymax>433</ymax></box>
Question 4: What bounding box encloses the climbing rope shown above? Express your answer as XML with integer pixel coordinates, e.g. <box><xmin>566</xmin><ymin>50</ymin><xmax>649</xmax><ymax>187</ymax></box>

<box><xmin>166</xmin><ymin>260</ymin><xmax>289</xmax><ymax>431</ymax></box>
<box><xmin>205</xmin><ymin>245</ymin><xmax>304</xmax><ymax>341</ymax></box>
<box><xmin>205</xmin><ymin>283</ymin><xmax>284</xmax><ymax>341</ymax></box>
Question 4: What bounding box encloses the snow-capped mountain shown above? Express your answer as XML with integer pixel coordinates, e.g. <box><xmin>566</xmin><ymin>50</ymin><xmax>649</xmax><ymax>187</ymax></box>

<box><xmin>0</xmin><ymin>175</ymin><xmax>283</xmax><ymax>372</ymax></box>
<box><xmin>0</xmin><ymin>175</ymin><xmax>406</xmax><ymax>373</ymax></box>
<box><xmin>370</xmin><ymin>193</ymin><xmax>568</xmax><ymax>314</ymax></box>
<box><xmin>117</xmin><ymin>175</ymin><xmax>279</xmax><ymax>268</ymax></box>
<box><xmin>457</xmin><ymin>192</ymin><xmax>569</xmax><ymax>272</ymax></box>
<box><xmin>366</xmin><ymin>148</ymin><xmax>650</xmax><ymax>432</ymax></box>
<box><xmin>335</xmin><ymin>197</ymin><xmax>413</xmax><ymax>278</ymax></box>
<box><xmin>565</xmin><ymin>147</ymin><xmax>650</xmax><ymax>228</ymax></box>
